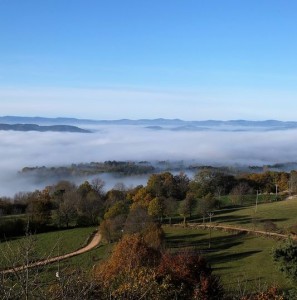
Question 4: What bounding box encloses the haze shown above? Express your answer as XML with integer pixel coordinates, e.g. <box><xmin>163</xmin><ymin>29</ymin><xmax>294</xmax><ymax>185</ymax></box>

<box><xmin>1</xmin><ymin>125</ymin><xmax>296</xmax><ymax>197</ymax></box>
<box><xmin>1</xmin><ymin>1</ymin><xmax>297</xmax><ymax>196</ymax></box>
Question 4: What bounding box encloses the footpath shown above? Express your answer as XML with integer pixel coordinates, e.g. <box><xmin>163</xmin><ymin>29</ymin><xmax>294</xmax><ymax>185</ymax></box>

<box><xmin>1</xmin><ymin>231</ymin><xmax>102</xmax><ymax>274</ymax></box>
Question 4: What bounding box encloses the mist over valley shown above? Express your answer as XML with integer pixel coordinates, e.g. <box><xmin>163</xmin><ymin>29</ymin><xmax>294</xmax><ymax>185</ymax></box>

<box><xmin>1</xmin><ymin>117</ymin><xmax>297</xmax><ymax>197</ymax></box>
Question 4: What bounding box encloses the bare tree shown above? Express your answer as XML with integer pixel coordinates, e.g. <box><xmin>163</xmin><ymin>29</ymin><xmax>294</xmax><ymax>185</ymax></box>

<box><xmin>91</xmin><ymin>177</ymin><xmax>105</xmax><ymax>197</ymax></box>
<box><xmin>0</xmin><ymin>229</ymin><xmax>48</xmax><ymax>299</ymax></box>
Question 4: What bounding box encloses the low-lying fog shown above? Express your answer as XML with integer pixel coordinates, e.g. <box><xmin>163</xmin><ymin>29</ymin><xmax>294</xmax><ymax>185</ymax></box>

<box><xmin>1</xmin><ymin>125</ymin><xmax>297</xmax><ymax>197</ymax></box>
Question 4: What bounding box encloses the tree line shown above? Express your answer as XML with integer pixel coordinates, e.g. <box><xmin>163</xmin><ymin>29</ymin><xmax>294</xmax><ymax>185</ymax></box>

<box><xmin>1</xmin><ymin>168</ymin><xmax>295</xmax><ymax>298</ymax></box>
<box><xmin>1</xmin><ymin>168</ymin><xmax>297</xmax><ymax>241</ymax></box>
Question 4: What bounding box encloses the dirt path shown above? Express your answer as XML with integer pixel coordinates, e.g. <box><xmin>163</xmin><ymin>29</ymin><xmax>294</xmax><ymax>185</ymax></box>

<box><xmin>174</xmin><ymin>223</ymin><xmax>297</xmax><ymax>241</ymax></box>
<box><xmin>1</xmin><ymin>231</ymin><xmax>102</xmax><ymax>274</ymax></box>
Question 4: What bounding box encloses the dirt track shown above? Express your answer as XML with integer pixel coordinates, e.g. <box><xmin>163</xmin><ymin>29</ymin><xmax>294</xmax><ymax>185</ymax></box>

<box><xmin>175</xmin><ymin>222</ymin><xmax>297</xmax><ymax>241</ymax></box>
<box><xmin>1</xmin><ymin>231</ymin><xmax>102</xmax><ymax>274</ymax></box>
<box><xmin>2</xmin><ymin>218</ymin><xmax>296</xmax><ymax>275</ymax></box>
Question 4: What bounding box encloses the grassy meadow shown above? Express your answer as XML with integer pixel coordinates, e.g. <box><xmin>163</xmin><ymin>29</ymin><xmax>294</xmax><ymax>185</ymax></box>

<box><xmin>163</xmin><ymin>197</ymin><xmax>297</xmax><ymax>292</ymax></box>
<box><xmin>164</xmin><ymin>226</ymin><xmax>293</xmax><ymax>292</ymax></box>
<box><xmin>0</xmin><ymin>226</ymin><xmax>97</xmax><ymax>269</ymax></box>
<box><xmin>1</xmin><ymin>196</ymin><xmax>297</xmax><ymax>294</ymax></box>
<box><xmin>210</xmin><ymin>197</ymin><xmax>297</xmax><ymax>232</ymax></box>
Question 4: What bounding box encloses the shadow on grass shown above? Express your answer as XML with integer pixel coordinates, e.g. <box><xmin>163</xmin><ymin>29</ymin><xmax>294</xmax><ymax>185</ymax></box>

<box><xmin>165</xmin><ymin>232</ymin><xmax>207</xmax><ymax>248</ymax></box>
<box><xmin>209</xmin><ymin>249</ymin><xmax>261</xmax><ymax>266</ymax></box>
<box><xmin>213</xmin><ymin>215</ymin><xmax>252</xmax><ymax>225</ymax></box>
<box><xmin>198</xmin><ymin>232</ymin><xmax>246</xmax><ymax>252</ymax></box>
<box><xmin>216</xmin><ymin>207</ymin><xmax>252</xmax><ymax>213</ymax></box>
<box><xmin>259</xmin><ymin>218</ymin><xmax>288</xmax><ymax>223</ymax></box>
<box><xmin>166</xmin><ymin>231</ymin><xmax>246</xmax><ymax>252</ymax></box>
<box><xmin>212</xmin><ymin>266</ymin><xmax>233</xmax><ymax>271</ymax></box>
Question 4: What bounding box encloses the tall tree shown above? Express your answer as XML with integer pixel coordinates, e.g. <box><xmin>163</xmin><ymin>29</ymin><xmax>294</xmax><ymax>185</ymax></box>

<box><xmin>148</xmin><ymin>197</ymin><xmax>165</xmax><ymax>221</ymax></box>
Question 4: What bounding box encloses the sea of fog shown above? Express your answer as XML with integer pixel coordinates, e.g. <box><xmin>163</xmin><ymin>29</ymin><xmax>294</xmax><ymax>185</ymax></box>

<box><xmin>1</xmin><ymin>125</ymin><xmax>297</xmax><ymax>197</ymax></box>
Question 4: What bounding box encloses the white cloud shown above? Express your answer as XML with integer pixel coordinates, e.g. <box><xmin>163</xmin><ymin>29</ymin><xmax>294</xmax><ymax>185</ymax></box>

<box><xmin>0</xmin><ymin>126</ymin><xmax>297</xmax><ymax>196</ymax></box>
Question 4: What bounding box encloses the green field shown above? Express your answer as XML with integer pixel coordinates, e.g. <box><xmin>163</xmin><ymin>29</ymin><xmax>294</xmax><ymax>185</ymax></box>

<box><xmin>0</xmin><ymin>227</ymin><xmax>97</xmax><ymax>269</ymax></box>
<box><xmin>2</xmin><ymin>197</ymin><xmax>297</xmax><ymax>294</ymax></box>
<box><xmin>209</xmin><ymin>197</ymin><xmax>297</xmax><ymax>232</ymax></box>
<box><xmin>219</xmin><ymin>193</ymin><xmax>284</xmax><ymax>207</ymax></box>
<box><xmin>164</xmin><ymin>198</ymin><xmax>297</xmax><ymax>293</ymax></box>
<box><xmin>36</xmin><ymin>242</ymin><xmax>113</xmax><ymax>284</ymax></box>
<box><xmin>164</xmin><ymin>226</ymin><xmax>293</xmax><ymax>292</ymax></box>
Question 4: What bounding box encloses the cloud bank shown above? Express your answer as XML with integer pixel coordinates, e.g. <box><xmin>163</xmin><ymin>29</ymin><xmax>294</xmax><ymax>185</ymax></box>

<box><xmin>0</xmin><ymin>125</ymin><xmax>297</xmax><ymax>196</ymax></box>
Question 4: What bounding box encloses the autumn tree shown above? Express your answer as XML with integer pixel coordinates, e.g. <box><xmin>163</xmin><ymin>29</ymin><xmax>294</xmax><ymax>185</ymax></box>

<box><xmin>54</xmin><ymin>189</ymin><xmax>79</xmax><ymax>228</ymax></box>
<box><xmin>157</xmin><ymin>250</ymin><xmax>224</xmax><ymax>299</ymax></box>
<box><xmin>290</xmin><ymin>171</ymin><xmax>297</xmax><ymax>195</ymax></box>
<box><xmin>105</xmin><ymin>189</ymin><xmax>126</xmax><ymax>208</ymax></box>
<box><xmin>104</xmin><ymin>201</ymin><xmax>128</xmax><ymax>220</ymax></box>
<box><xmin>131</xmin><ymin>187</ymin><xmax>152</xmax><ymax>208</ymax></box>
<box><xmin>91</xmin><ymin>177</ymin><xmax>105</xmax><ymax>197</ymax></box>
<box><xmin>26</xmin><ymin>189</ymin><xmax>53</xmax><ymax>228</ymax></box>
<box><xmin>197</xmin><ymin>193</ymin><xmax>217</xmax><ymax>223</ymax></box>
<box><xmin>100</xmin><ymin>214</ymin><xmax>126</xmax><ymax>243</ymax></box>
<box><xmin>148</xmin><ymin>197</ymin><xmax>165</xmax><ymax>221</ymax></box>
<box><xmin>147</xmin><ymin>172</ymin><xmax>185</xmax><ymax>199</ymax></box>
<box><xmin>142</xmin><ymin>223</ymin><xmax>164</xmax><ymax>250</ymax></box>
<box><xmin>100</xmin><ymin>201</ymin><xmax>129</xmax><ymax>242</ymax></box>
<box><xmin>51</xmin><ymin>180</ymin><xmax>76</xmax><ymax>200</ymax></box>
<box><xmin>229</xmin><ymin>182</ymin><xmax>251</xmax><ymax>205</ymax></box>
<box><xmin>77</xmin><ymin>190</ymin><xmax>104</xmax><ymax>225</ymax></box>
<box><xmin>179</xmin><ymin>194</ymin><xmax>197</xmax><ymax>226</ymax></box>
<box><xmin>173</xmin><ymin>172</ymin><xmax>190</xmax><ymax>200</ymax></box>
<box><xmin>94</xmin><ymin>234</ymin><xmax>171</xmax><ymax>299</ymax></box>
<box><xmin>191</xmin><ymin>169</ymin><xmax>236</xmax><ymax>198</ymax></box>
<box><xmin>124</xmin><ymin>206</ymin><xmax>154</xmax><ymax>235</ymax></box>
<box><xmin>163</xmin><ymin>197</ymin><xmax>178</xmax><ymax>225</ymax></box>
<box><xmin>95</xmin><ymin>233</ymin><xmax>160</xmax><ymax>282</ymax></box>
<box><xmin>77</xmin><ymin>181</ymin><xmax>93</xmax><ymax>198</ymax></box>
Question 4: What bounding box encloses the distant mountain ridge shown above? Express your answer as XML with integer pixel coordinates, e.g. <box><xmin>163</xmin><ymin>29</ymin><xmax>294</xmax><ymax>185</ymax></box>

<box><xmin>0</xmin><ymin>123</ymin><xmax>91</xmax><ymax>133</ymax></box>
<box><xmin>1</xmin><ymin>116</ymin><xmax>297</xmax><ymax>131</ymax></box>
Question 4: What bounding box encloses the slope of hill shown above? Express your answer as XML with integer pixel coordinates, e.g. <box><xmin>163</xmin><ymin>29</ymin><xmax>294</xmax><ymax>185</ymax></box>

<box><xmin>1</xmin><ymin>116</ymin><xmax>297</xmax><ymax>131</ymax></box>
<box><xmin>0</xmin><ymin>123</ymin><xmax>91</xmax><ymax>133</ymax></box>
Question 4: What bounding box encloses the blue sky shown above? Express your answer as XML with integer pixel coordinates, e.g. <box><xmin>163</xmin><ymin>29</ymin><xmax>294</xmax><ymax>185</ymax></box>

<box><xmin>1</xmin><ymin>0</ymin><xmax>297</xmax><ymax>120</ymax></box>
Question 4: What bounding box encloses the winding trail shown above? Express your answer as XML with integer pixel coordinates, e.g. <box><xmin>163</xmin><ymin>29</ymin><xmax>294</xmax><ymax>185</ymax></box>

<box><xmin>174</xmin><ymin>222</ymin><xmax>297</xmax><ymax>241</ymax></box>
<box><xmin>1</xmin><ymin>231</ymin><xmax>102</xmax><ymax>275</ymax></box>
<box><xmin>2</xmin><ymin>213</ymin><xmax>296</xmax><ymax>275</ymax></box>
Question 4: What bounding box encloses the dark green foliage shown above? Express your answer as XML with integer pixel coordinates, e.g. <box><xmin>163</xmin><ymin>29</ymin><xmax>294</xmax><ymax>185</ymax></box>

<box><xmin>76</xmin><ymin>215</ymin><xmax>93</xmax><ymax>227</ymax></box>
<box><xmin>147</xmin><ymin>172</ymin><xmax>189</xmax><ymax>200</ymax></box>
<box><xmin>21</xmin><ymin>160</ymin><xmax>155</xmax><ymax>179</ymax></box>
<box><xmin>104</xmin><ymin>201</ymin><xmax>129</xmax><ymax>220</ymax></box>
<box><xmin>0</xmin><ymin>218</ymin><xmax>26</xmax><ymax>240</ymax></box>
<box><xmin>190</xmin><ymin>169</ymin><xmax>236</xmax><ymax>199</ymax></box>
<box><xmin>272</xmin><ymin>239</ymin><xmax>297</xmax><ymax>282</ymax></box>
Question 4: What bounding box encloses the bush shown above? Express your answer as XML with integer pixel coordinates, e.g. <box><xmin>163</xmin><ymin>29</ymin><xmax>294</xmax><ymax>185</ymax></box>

<box><xmin>0</xmin><ymin>219</ymin><xmax>25</xmax><ymax>239</ymax></box>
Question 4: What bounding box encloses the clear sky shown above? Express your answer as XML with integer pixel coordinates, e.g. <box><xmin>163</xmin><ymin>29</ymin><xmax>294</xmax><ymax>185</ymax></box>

<box><xmin>1</xmin><ymin>0</ymin><xmax>297</xmax><ymax>120</ymax></box>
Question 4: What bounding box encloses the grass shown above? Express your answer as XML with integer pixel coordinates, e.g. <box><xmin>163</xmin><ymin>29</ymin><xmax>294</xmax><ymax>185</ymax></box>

<box><xmin>209</xmin><ymin>197</ymin><xmax>297</xmax><ymax>232</ymax></box>
<box><xmin>37</xmin><ymin>242</ymin><xmax>113</xmax><ymax>283</ymax></box>
<box><xmin>0</xmin><ymin>226</ymin><xmax>97</xmax><ymax>269</ymax></box>
<box><xmin>219</xmin><ymin>193</ymin><xmax>284</xmax><ymax>207</ymax></box>
<box><xmin>0</xmin><ymin>224</ymin><xmax>113</xmax><ymax>288</ymax></box>
<box><xmin>2</xmin><ymin>196</ymin><xmax>297</xmax><ymax>294</ymax></box>
<box><xmin>164</xmin><ymin>198</ymin><xmax>297</xmax><ymax>292</ymax></box>
<box><xmin>164</xmin><ymin>226</ymin><xmax>293</xmax><ymax>292</ymax></box>
<box><xmin>48</xmin><ymin>241</ymin><xmax>112</xmax><ymax>271</ymax></box>
<box><xmin>0</xmin><ymin>214</ymin><xmax>26</xmax><ymax>220</ymax></box>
